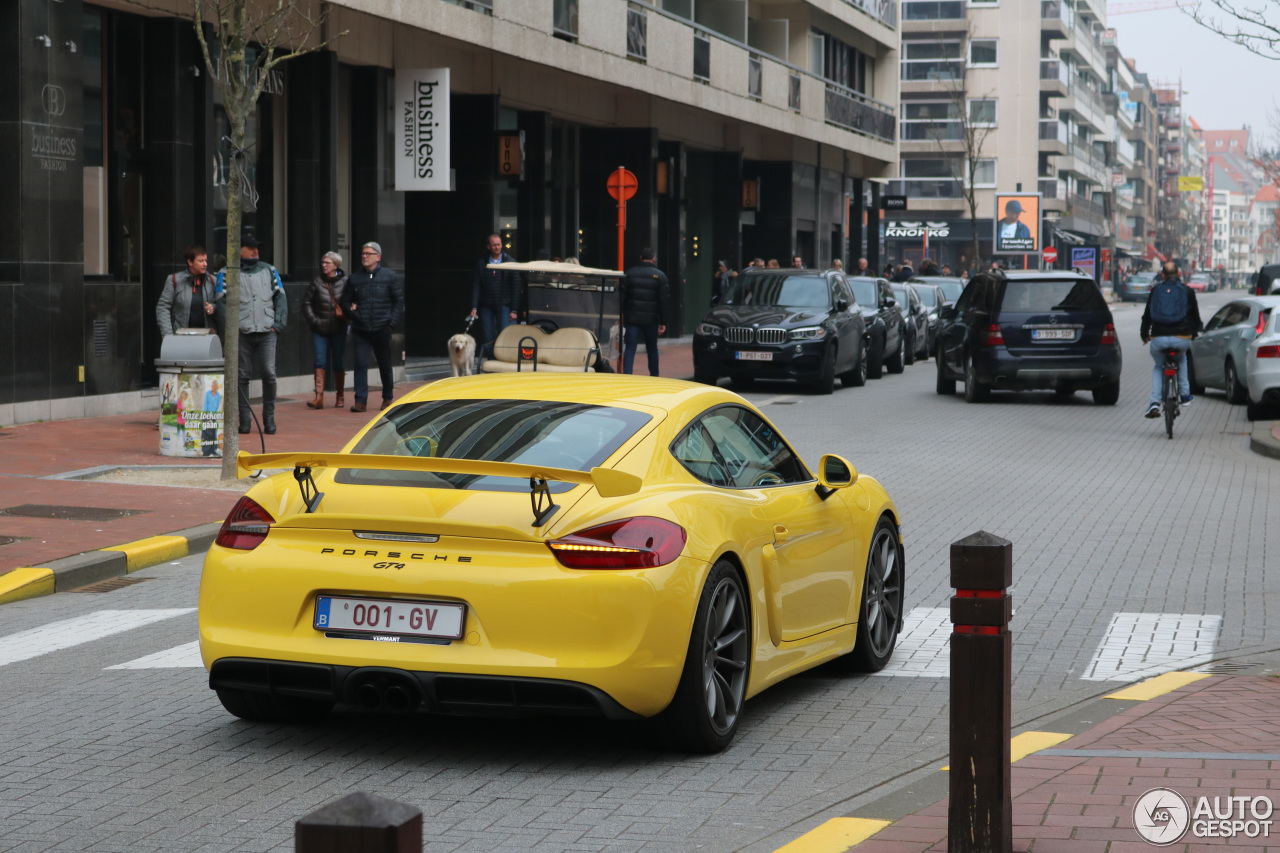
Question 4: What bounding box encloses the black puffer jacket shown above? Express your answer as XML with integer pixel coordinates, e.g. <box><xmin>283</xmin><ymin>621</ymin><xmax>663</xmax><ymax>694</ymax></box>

<box><xmin>623</xmin><ymin>261</ymin><xmax>671</xmax><ymax>325</ymax></box>
<box><xmin>304</xmin><ymin>270</ymin><xmax>351</xmax><ymax>337</ymax></box>
<box><xmin>472</xmin><ymin>253</ymin><xmax>523</xmax><ymax>309</ymax></box>
<box><xmin>342</xmin><ymin>264</ymin><xmax>404</xmax><ymax>333</ymax></box>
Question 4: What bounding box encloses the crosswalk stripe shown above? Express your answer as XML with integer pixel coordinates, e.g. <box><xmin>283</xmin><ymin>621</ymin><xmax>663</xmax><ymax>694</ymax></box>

<box><xmin>1082</xmin><ymin>612</ymin><xmax>1222</xmax><ymax>681</ymax></box>
<box><xmin>106</xmin><ymin>640</ymin><xmax>203</xmax><ymax>670</ymax></box>
<box><xmin>872</xmin><ymin>607</ymin><xmax>951</xmax><ymax>677</ymax></box>
<box><xmin>0</xmin><ymin>609</ymin><xmax>195</xmax><ymax>668</ymax></box>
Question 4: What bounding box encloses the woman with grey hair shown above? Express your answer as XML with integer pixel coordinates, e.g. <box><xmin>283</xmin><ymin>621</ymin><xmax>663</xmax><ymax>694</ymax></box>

<box><xmin>303</xmin><ymin>250</ymin><xmax>351</xmax><ymax>409</ymax></box>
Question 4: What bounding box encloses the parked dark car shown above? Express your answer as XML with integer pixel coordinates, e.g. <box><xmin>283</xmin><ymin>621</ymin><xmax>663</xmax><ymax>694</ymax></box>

<box><xmin>1255</xmin><ymin>263</ymin><xmax>1280</xmax><ymax>296</ymax></box>
<box><xmin>912</xmin><ymin>275</ymin><xmax>964</xmax><ymax>306</ymax></box>
<box><xmin>910</xmin><ymin>282</ymin><xmax>950</xmax><ymax>356</ymax></box>
<box><xmin>891</xmin><ymin>282</ymin><xmax>930</xmax><ymax>364</ymax></box>
<box><xmin>846</xmin><ymin>276</ymin><xmax>907</xmax><ymax>378</ymax></box>
<box><xmin>934</xmin><ymin>271</ymin><xmax>1122</xmax><ymax>405</ymax></box>
<box><xmin>693</xmin><ymin>269</ymin><xmax>867</xmax><ymax>394</ymax></box>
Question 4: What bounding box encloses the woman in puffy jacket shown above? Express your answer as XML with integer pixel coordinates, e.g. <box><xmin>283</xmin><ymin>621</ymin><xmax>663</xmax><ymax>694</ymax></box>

<box><xmin>303</xmin><ymin>251</ymin><xmax>350</xmax><ymax>409</ymax></box>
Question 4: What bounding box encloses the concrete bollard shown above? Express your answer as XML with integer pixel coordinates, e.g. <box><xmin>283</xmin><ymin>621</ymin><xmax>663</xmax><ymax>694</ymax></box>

<box><xmin>296</xmin><ymin>792</ymin><xmax>422</xmax><ymax>853</ymax></box>
<box><xmin>947</xmin><ymin>531</ymin><xmax>1013</xmax><ymax>853</ymax></box>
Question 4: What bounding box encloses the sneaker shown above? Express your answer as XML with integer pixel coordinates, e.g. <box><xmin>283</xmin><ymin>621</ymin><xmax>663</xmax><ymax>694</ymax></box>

<box><xmin>1145</xmin><ymin>404</ymin><xmax>1161</xmax><ymax>419</ymax></box>
<box><xmin>1180</xmin><ymin>395</ymin><xmax>1193</xmax><ymax>406</ymax></box>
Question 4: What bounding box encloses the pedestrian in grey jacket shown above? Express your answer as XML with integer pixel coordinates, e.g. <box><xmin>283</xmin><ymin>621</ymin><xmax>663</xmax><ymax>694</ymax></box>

<box><xmin>218</xmin><ymin>234</ymin><xmax>288</xmax><ymax>435</ymax></box>
<box><xmin>156</xmin><ymin>245</ymin><xmax>219</xmax><ymax>338</ymax></box>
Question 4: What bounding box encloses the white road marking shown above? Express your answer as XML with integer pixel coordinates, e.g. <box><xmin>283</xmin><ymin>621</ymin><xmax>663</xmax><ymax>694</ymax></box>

<box><xmin>0</xmin><ymin>609</ymin><xmax>195</xmax><ymax>668</ymax></box>
<box><xmin>872</xmin><ymin>607</ymin><xmax>951</xmax><ymax>677</ymax></box>
<box><xmin>1082</xmin><ymin>612</ymin><xmax>1222</xmax><ymax>681</ymax></box>
<box><xmin>106</xmin><ymin>640</ymin><xmax>202</xmax><ymax>669</ymax></box>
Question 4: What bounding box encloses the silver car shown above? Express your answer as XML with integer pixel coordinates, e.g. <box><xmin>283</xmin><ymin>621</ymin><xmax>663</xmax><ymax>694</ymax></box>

<box><xmin>1246</xmin><ymin>304</ymin><xmax>1280</xmax><ymax>421</ymax></box>
<box><xmin>1189</xmin><ymin>297</ymin><xmax>1280</xmax><ymax>405</ymax></box>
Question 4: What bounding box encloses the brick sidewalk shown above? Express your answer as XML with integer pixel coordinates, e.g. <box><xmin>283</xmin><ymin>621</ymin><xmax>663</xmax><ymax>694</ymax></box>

<box><xmin>857</xmin><ymin>676</ymin><xmax>1280</xmax><ymax>852</ymax></box>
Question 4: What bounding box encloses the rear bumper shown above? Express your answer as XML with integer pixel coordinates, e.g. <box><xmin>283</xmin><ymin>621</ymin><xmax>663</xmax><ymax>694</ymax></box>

<box><xmin>977</xmin><ymin>349</ymin><xmax>1123</xmax><ymax>390</ymax></box>
<box><xmin>209</xmin><ymin>658</ymin><xmax>642</xmax><ymax>720</ymax></box>
<box><xmin>1247</xmin><ymin>360</ymin><xmax>1280</xmax><ymax>403</ymax></box>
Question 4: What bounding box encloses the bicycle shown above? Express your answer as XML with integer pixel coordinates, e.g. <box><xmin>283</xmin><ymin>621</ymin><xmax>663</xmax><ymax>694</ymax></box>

<box><xmin>1161</xmin><ymin>348</ymin><xmax>1181</xmax><ymax>439</ymax></box>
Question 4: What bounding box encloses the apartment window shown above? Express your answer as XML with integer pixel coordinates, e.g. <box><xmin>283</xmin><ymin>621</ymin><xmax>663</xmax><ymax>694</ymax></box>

<box><xmin>969</xmin><ymin>39</ymin><xmax>998</xmax><ymax>67</ymax></box>
<box><xmin>902</xmin><ymin>1</ymin><xmax>965</xmax><ymax>20</ymax></box>
<box><xmin>748</xmin><ymin>55</ymin><xmax>762</xmax><ymax>100</ymax></box>
<box><xmin>969</xmin><ymin>159</ymin><xmax>997</xmax><ymax>187</ymax></box>
<box><xmin>968</xmin><ymin>98</ymin><xmax>997</xmax><ymax>126</ymax></box>
<box><xmin>693</xmin><ymin>32</ymin><xmax>711</xmax><ymax>81</ymax></box>
<box><xmin>442</xmin><ymin>0</ymin><xmax>493</xmax><ymax>12</ymax></box>
<box><xmin>808</xmin><ymin>32</ymin><xmax>824</xmax><ymax>77</ymax></box>
<box><xmin>969</xmin><ymin>0</ymin><xmax>997</xmax><ymax>4</ymax></box>
<box><xmin>814</xmin><ymin>29</ymin><xmax>872</xmax><ymax>95</ymax></box>
<box><xmin>553</xmin><ymin>0</ymin><xmax>578</xmax><ymax>38</ymax></box>
<box><xmin>626</xmin><ymin>6</ymin><xmax>647</xmax><ymax>60</ymax></box>
<box><xmin>901</xmin><ymin>101</ymin><xmax>961</xmax><ymax>140</ymax></box>
<box><xmin>789</xmin><ymin>72</ymin><xmax>802</xmax><ymax>111</ymax></box>
<box><xmin>901</xmin><ymin>40</ymin><xmax>963</xmax><ymax>81</ymax></box>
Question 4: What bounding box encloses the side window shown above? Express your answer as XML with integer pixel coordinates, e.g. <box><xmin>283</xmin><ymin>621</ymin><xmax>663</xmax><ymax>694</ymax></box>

<box><xmin>880</xmin><ymin>282</ymin><xmax>894</xmax><ymax>307</ymax></box>
<box><xmin>836</xmin><ymin>279</ymin><xmax>854</xmax><ymax>307</ymax></box>
<box><xmin>1204</xmin><ymin>305</ymin><xmax>1232</xmax><ymax>332</ymax></box>
<box><xmin>1223</xmin><ymin>303</ymin><xmax>1250</xmax><ymax>327</ymax></box>
<box><xmin>956</xmin><ymin>280</ymin><xmax>981</xmax><ymax>312</ymax></box>
<box><xmin>670</xmin><ymin>422</ymin><xmax>730</xmax><ymax>487</ymax></box>
<box><xmin>690</xmin><ymin>407</ymin><xmax>810</xmax><ymax>488</ymax></box>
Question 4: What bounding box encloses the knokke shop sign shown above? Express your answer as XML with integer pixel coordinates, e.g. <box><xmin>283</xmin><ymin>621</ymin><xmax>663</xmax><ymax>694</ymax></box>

<box><xmin>395</xmin><ymin>68</ymin><xmax>451</xmax><ymax>192</ymax></box>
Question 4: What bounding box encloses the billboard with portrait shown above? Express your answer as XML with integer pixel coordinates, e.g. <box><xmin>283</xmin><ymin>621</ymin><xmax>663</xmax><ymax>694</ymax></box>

<box><xmin>992</xmin><ymin>193</ymin><xmax>1041</xmax><ymax>254</ymax></box>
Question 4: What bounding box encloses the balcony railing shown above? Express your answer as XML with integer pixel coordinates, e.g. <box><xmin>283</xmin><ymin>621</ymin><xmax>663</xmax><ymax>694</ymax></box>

<box><xmin>825</xmin><ymin>83</ymin><xmax>896</xmax><ymax>141</ymax></box>
<box><xmin>887</xmin><ymin>178</ymin><xmax>964</xmax><ymax>199</ymax></box>
<box><xmin>1039</xmin><ymin>120</ymin><xmax>1068</xmax><ymax>145</ymax></box>
<box><xmin>1039</xmin><ymin>177</ymin><xmax>1067</xmax><ymax>199</ymax></box>
<box><xmin>1070</xmin><ymin>142</ymin><xmax>1104</xmax><ymax>171</ymax></box>
<box><xmin>840</xmin><ymin>0</ymin><xmax>898</xmax><ymax>28</ymax></box>
<box><xmin>1068</xmin><ymin>195</ymin><xmax>1106</xmax><ymax>227</ymax></box>
<box><xmin>1040</xmin><ymin>58</ymin><xmax>1069</xmax><ymax>86</ymax></box>
<box><xmin>1041</xmin><ymin>0</ymin><xmax>1074</xmax><ymax>30</ymax></box>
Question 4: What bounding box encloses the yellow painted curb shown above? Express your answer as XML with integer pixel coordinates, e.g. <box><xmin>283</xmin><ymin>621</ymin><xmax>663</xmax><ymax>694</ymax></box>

<box><xmin>102</xmin><ymin>535</ymin><xmax>189</xmax><ymax>572</ymax></box>
<box><xmin>943</xmin><ymin>731</ymin><xmax>1072</xmax><ymax>770</ymax></box>
<box><xmin>773</xmin><ymin>818</ymin><xmax>891</xmax><ymax>853</ymax></box>
<box><xmin>1105</xmin><ymin>671</ymin><xmax>1211</xmax><ymax>701</ymax></box>
<box><xmin>0</xmin><ymin>568</ymin><xmax>56</xmax><ymax>604</ymax></box>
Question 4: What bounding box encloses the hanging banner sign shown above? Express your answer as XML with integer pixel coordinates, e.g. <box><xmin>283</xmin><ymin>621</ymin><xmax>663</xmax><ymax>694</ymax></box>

<box><xmin>395</xmin><ymin>68</ymin><xmax>451</xmax><ymax>191</ymax></box>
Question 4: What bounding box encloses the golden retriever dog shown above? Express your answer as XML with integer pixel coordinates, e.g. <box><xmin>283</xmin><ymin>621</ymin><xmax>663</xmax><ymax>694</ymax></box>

<box><xmin>448</xmin><ymin>333</ymin><xmax>477</xmax><ymax>377</ymax></box>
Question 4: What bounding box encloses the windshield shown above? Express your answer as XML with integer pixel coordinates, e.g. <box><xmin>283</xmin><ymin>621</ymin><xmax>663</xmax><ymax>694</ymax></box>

<box><xmin>891</xmin><ymin>285</ymin><xmax>909</xmax><ymax>305</ymax></box>
<box><xmin>915</xmin><ymin>287</ymin><xmax>937</xmax><ymax>307</ymax></box>
<box><xmin>936</xmin><ymin>281</ymin><xmax>963</xmax><ymax>302</ymax></box>
<box><xmin>336</xmin><ymin>399</ymin><xmax>651</xmax><ymax>493</ymax></box>
<box><xmin>723</xmin><ymin>275</ymin><xmax>830</xmax><ymax>308</ymax></box>
<box><xmin>847</xmin><ymin>279</ymin><xmax>878</xmax><ymax>306</ymax></box>
<box><xmin>999</xmin><ymin>280</ymin><xmax>1108</xmax><ymax>313</ymax></box>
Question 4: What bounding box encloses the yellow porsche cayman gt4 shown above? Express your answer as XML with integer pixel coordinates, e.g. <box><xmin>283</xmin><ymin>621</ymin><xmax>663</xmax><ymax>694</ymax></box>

<box><xmin>199</xmin><ymin>374</ymin><xmax>903</xmax><ymax>752</ymax></box>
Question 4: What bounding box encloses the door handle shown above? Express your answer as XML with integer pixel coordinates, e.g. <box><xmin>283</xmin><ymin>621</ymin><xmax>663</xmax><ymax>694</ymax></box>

<box><xmin>773</xmin><ymin>524</ymin><xmax>789</xmax><ymax>543</ymax></box>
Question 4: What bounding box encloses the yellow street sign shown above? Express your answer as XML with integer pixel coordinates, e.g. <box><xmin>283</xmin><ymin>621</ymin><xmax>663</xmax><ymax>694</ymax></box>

<box><xmin>1178</xmin><ymin>176</ymin><xmax>1204</xmax><ymax>192</ymax></box>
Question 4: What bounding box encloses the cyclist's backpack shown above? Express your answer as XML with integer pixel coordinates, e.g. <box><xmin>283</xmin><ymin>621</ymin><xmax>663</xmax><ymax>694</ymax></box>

<box><xmin>1148</xmin><ymin>280</ymin><xmax>1187</xmax><ymax>325</ymax></box>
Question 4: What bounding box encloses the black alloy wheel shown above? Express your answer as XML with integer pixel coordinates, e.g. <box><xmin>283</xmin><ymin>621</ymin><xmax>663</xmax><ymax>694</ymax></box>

<box><xmin>867</xmin><ymin>334</ymin><xmax>885</xmax><ymax>379</ymax></box>
<box><xmin>903</xmin><ymin>330</ymin><xmax>916</xmax><ymax>366</ymax></box>
<box><xmin>660</xmin><ymin>560</ymin><xmax>751</xmax><ymax>753</ymax></box>
<box><xmin>886</xmin><ymin>330</ymin><xmax>906</xmax><ymax>374</ymax></box>
<box><xmin>963</xmin><ymin>353</ymin><xmax>990</xmax><ymax>403</ymax></box>
<box><xmin>1188</xmin><ymin>354</ymin><xmax>1205</xmax><ymax>395</ymax></box>
<box><xmin>841</xmin><ymin>345</ymin><xmax>868</xmax><ymax>387</ymax></box>
<box><xmin>1093</xmin><ymin>380</ymin><xmax>1120</xmax><ymax>406</ymax></box>
<box><xmin>812</xmin><ymin>345</ymin><xmax>836</xmax><ymax>395</ymax></box>
<box><xmin>935</xmin><ymin>346</ymin><xmax>956</xmax><ymax>395</ymax></box>
<box><xmin>843</xmin><ymin>516</ymin><xmax>903</xmax><ymax>672</ymax></box>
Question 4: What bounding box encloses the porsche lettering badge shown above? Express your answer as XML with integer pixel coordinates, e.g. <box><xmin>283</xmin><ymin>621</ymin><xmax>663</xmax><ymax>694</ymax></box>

<box><xmin>320</xmin><ymin>548</ymin><xmax>472</xmax><ymax>563</ymax></box>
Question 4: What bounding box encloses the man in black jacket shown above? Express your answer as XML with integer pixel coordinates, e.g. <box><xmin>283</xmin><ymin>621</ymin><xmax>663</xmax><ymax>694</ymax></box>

<box><xmin>342</xmin><ymin>241</ymin><xmax>404</xmax><ymax>412</ymax></box>
<box><xmin>1140</xmin><ymin>261</ymin><xmax>1203</xmax><ymax>417</ymax></box>
<box><xmin>470</xmin><ymin>234</ymin><xmax>522</xmax><ymax>358</ymax></box>
<box><xmin>622</xmin><ymin>248</ymin><xmax>671</xmax><ymax>375</ymax></box>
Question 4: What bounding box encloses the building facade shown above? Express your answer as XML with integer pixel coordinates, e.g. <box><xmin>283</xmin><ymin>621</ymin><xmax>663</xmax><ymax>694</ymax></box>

<box><xmin>2</xmin><ymin>0</ymin><xmax>900</xmax><ymax>424</ymax></box>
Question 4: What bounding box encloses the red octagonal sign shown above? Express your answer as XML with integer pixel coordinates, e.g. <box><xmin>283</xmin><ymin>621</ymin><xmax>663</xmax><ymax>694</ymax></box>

<box><xmin>1043</xmin><ymin>247</ymin><xmax>1059</xmax><ymax>264</ymax></box>
<box><xmin>607</xmin><ymin>167</ymin><xmax>638</xmax><ymax>201</ymax></box>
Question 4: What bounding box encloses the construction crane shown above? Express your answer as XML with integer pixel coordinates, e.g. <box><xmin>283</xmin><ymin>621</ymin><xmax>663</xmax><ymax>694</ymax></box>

<box><xmin>1109</xmin><ymin>0</ymin><xmax>1195</xmax><ymax>13</ymax></box>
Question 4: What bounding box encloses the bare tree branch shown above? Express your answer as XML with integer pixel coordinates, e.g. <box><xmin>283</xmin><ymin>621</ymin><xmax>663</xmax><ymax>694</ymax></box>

<box><xmin>1186</xmin><ymin>0</ymin><xmax>1280</xmax><ymax>61</ymax></box>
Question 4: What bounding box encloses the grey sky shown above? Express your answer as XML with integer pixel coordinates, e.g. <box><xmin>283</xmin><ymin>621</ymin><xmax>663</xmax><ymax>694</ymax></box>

<box><xmin>1112</xmin><ymin>7</ymin><xmax>1278</xmax><ymax>144</ymax></box>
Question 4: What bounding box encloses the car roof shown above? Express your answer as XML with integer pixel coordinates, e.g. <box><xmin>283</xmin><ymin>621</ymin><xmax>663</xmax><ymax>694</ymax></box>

<box><xmin>1242</xmin><ymin>295</ymin><xmax>1280</xmax><ymax>306</ymax></box>
<box><xmin>401</xmin><ymin>372</ymin><xmax>742</xmax><ymax>414</ymax></box>
<box><xmin>741</xmin><ymin>268</ymin><xmax>829</xmax><ymax>276</ymax></box>
<box><xmin>847</xmin><ymin>275</ymin><xmax>889</xmax><ymax>283</ymax></box>
<box><xmin>911</xmin><ymin>276</ymin><xmax>963</xmax><ymax>283</ymax></box>
<box><xmin>997</xmin><ymin>271</ymin><xmax>1094</xmax><ymax>281</ymax></box>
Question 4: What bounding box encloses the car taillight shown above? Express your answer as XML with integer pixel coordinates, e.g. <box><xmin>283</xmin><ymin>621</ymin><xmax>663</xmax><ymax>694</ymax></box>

<box><xmin>985</xmin><ymin>324</ymin><xmax>1004</xmax><ymax>346</ymax></box>
<box><xmin>1257</xmin><ymin>345</ymin><xmax>1280</xmax><ymax>358</ymax></box>
<box><xmin>1101</xmin><ymin>323</ymin><xmax>1117</xmax><ymax>345</ymax></box>
<box><xmin>547</xmin><ymin>517</ymin><xmax>687</xmax><ymax>570</ymax></box>
<box><xmin>215</xmin><ymin>496</ymin><xmax>275</xmax><ymax>550</ymax></box>
<box><xmin>1257</xmin><ymin>310</ymin><xmax>1271</xmax><ymax>335</ymax></box>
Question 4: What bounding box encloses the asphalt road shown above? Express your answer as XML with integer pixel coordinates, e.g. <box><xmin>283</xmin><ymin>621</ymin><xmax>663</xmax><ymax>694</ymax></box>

<box><xmin>1</xmin><ymin>291</ymin><xmax>1275</xmax><ymax>853</ymax></box>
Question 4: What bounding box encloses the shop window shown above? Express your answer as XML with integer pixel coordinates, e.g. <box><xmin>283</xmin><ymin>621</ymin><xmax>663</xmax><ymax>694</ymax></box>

<box><xmin>83</xmin><ymin>7</ymin><xmax>107</xmax><ymax>276</ymax></box>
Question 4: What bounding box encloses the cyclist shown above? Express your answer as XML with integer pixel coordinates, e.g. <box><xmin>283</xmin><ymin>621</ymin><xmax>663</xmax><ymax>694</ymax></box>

<box><xmin>1140</xmin><ymin>261</ymin><xmax>1203</xmax><ymax>418</ymax></box>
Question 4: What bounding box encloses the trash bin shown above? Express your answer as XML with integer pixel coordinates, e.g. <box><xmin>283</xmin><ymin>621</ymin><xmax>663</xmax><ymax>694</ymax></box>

<box><xmin>154</xmin><ymin>330</ymin><xmax>225</xmax><ymax>458</ymax></box>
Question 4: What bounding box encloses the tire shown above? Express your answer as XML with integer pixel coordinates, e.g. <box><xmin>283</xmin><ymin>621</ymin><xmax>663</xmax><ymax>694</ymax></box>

<box><xmin>867</xmin><ymin>336</ymin><xmax>885</xmax><ymax>379</ymax></box>
<box><xmin>729</xmin><ymin>375</ymin><xmax>755</xmax><ymax>391</ymax></box>
<box><xmin>844</xmin><ymin>517</ymin><xmax>904</xmax><ymax>673</ymax></box>
<box><xmin>841</xmin><ymin>345</ymin><xmax>867</xmax><ymax>387</ymax></box>
<box><xmin>216</xmin><ymin>687</ymin><xmax>333</xmax><ymax>724</ymax></box>
<box><xmin>918</xmin><ymin>330</ymin><xmax>930</xmax><ymax>362</ymax></box>
<box><xmin>1164</xmin><ymin>375</ymin><xmax>1177</xmax><ymax>439</ymax></box>
<box><xmin>886</xmin><ymin>330</ymin><xmax>906</xmax><ymax>374</ymax></box>
<box><xmin>1054</xmin><ymin>386</ymin><xmax>1076</xmax><ymax>398</ymax></box>
<box><xmin>1188</xmin><ymin>355</ymin><xmax>1205</xmax><ymax>395</ymax></box>
<box><xmin>1225</xmin><ymin>360</ymin><xmax>1247</xmax><ymax>405</ymax></box>
<box><xmin>811</xmin><ymin>345</ymin><xmax>836</xmax><ymax>395</ymax></box>
<box><xmin>694</xmin><ymin>368</ymin><xmax>719</xmax><ymax>386</ymax></box>
<box><xmin>935</xmin><ymin>347</ymin><xmax>956</xmax><ymax>395</ymax></box>
<box><xmin>963</xmin><ymin>353</ymin><xmax>990</xmax><ymax>403</ymax></box>
<box><xmin>1092</xmin><ymin>380</ymin><xmax>1120</xmax><ymax>406</ymax></box>
<box><xmin>659</xmin><ymin>561</ymin><xmax>751</xmax><ymax>753</ymax></box>
<box><xmin>903</xmin><ymin>330</ymin><xmax>916</xmax><ymax>366</ymax></box>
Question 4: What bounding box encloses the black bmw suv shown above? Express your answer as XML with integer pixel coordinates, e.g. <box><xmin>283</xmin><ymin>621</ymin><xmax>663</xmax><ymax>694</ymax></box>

<box><xmin>934</xmin><ymin>271</ymin><xmax>1122</xmax><ymax>404</ymax></box>
<box><xmin>693</xmin><ymin>269</ymin><xmax>868</xmax><ymax>394</ymax></box>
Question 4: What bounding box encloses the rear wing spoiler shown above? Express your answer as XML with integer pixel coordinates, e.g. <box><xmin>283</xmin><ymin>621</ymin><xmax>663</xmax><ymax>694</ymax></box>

<box><xmin>235</xmin><ymin>451</ymin><xmax>642</xmax><ymax>526</ymax></box>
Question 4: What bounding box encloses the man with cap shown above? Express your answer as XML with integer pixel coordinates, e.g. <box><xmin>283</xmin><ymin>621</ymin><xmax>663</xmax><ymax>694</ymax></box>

<box><xmin>996</xmin><ymin>199</ymin><xmax>1032</xmax><ymax>251</ymax></box>
<box><xmin>341</xmin><ymin>241</ymin><xmax>404</xmax><ymax>412</ymax></box>
<box><xmin>218</xmin><ymin>234</ymin><xmax>287</xmax><ymax>435</ymax></box>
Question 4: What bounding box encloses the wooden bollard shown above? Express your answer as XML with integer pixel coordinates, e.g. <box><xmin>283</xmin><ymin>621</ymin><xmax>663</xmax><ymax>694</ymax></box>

<box><xmin>948</xmin><ymin>531</ymin><xmax>1013</xmax><ymax>853</ymax></box>
<box><xmin>296</xmin><ymin>792</ymin><xmax>422</xmax><ymax>853</ymax></box>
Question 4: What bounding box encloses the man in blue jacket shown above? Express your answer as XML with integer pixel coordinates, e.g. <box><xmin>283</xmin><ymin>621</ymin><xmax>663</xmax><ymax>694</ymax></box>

<box><xmin>219</xmin><ymin>234</ymin><xmax>287</xmax><ymax>434</ymax></box>
<box><xmin>342</xmin><ymin>242</ymin><xmax>405</xmax><ymax>412</ymax></box>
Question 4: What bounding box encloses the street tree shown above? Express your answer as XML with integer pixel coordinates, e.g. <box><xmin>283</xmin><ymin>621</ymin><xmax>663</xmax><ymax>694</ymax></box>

<box><xmin>1187</xmin><ymin>0</ymin><xmax>1280</xmax><ymax>61</ymax></box>
<box><xmin>187</xmin><ymin>0</ymin><xmax>338</xmax><ymax>479</ymax></box>
<box><xmin>930</xmin><ymin>67</ymin><xmax>997</xmax><ymax>274</ymax></box>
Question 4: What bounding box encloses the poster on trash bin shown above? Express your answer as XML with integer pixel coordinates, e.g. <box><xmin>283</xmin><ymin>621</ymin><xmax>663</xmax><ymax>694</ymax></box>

<box><xmin>159</xmin><ymin>373</ymin><xmax>224</xmax><ymax>457</ymax></box>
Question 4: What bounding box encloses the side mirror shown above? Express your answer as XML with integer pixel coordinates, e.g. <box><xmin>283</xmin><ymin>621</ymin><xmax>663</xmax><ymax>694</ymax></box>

<box><xmin>939</xmin><ymin>305</ymin><xmax>957</xmax><ymax>321</ymax></box>
<box><xmin>835</xmin><ymin>298</ymin><xmax>849</xmax><ymax>313</ymax></box>
<box><xmin>884</xmin><ymin>297</ymin><xmax>897</xmax><ymax>308</ymax></box>
<box><xmin>817</xmin><ymin>454</ymin><xmax>857</xmax><ymax>490</ymax></box>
